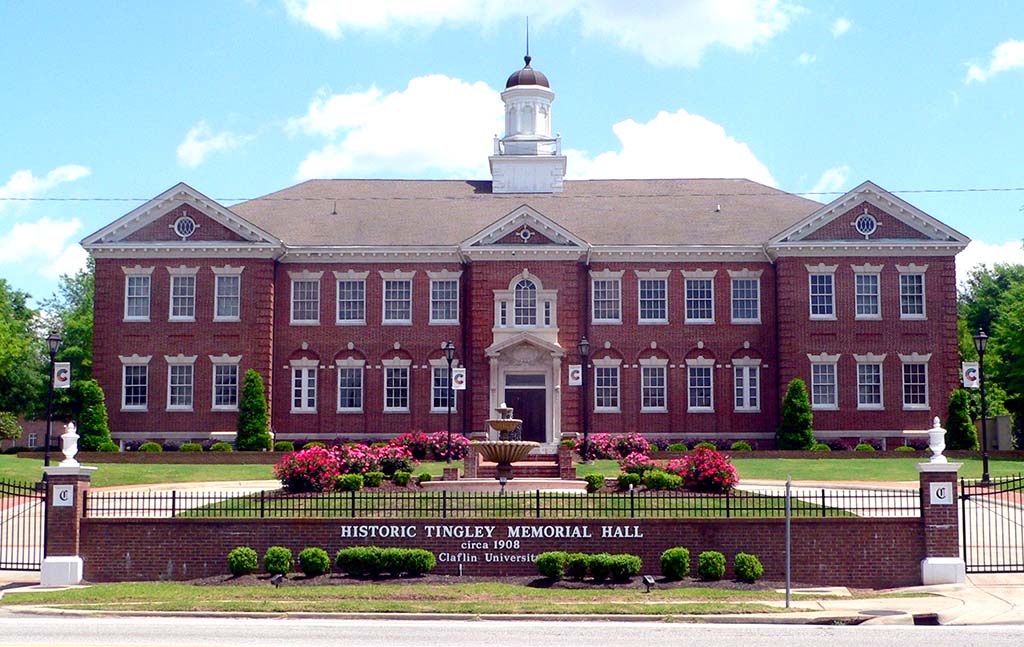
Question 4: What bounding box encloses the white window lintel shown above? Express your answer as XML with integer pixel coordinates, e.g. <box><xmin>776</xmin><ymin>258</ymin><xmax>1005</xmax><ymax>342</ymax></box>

<box><xmin>119</xmin><ymin>354</ymin><xmax>152</xmax><ymax>365</ymax></box>
<box><xmin>854</xmin><ymin>352</ymin><xmax>888</xmax><ymax>363</ymax></box>
<box><xmin>332</xmin><ymin>270</ymin><xmax>369</xmax><ymax>280</ymax></box>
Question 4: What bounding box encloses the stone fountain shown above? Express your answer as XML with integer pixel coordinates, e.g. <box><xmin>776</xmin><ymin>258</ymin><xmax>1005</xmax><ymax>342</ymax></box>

<box><xmin>475</xmin><ymin>403</ymin><xmax>540</xmax><ymax>483</ymax></box>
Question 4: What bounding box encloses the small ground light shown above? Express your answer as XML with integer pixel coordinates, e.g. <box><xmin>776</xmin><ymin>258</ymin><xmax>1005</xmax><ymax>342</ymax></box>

<box><xmin>643</xmin><ymin>574</ymin><xmax>656</xmax><ymax>593</ymax></box>
<box><xmin>270</xmin><ymin>574</ymin><xmax>284</xmax><ymax>587</ymax></box>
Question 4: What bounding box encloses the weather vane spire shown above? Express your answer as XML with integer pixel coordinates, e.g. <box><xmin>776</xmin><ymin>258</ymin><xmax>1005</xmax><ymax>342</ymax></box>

<box><xmin>525</xmin><ymin>16</ymin><xmax>531</xmax><ymax>66</ymax></box>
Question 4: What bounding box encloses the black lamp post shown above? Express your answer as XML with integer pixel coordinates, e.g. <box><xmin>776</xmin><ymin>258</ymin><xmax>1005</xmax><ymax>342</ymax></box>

<box><xmin>577</xmin><ymin>336</ymin><xmax>591</xmax><ymax>462</ymax></box>
<box><xmin>443</xmin><ymin>340</ymin><xmax>456</xmax><ymax>464</ymax></box>
<box><xmin>44</xmin><ymin>331</ymin><xmax>61</xmax><ymax>468</ymax></box>
<box><xmin>973</xmin><ymin>328</ymin><xmax>990</xmax><ymax>483</ymax></box>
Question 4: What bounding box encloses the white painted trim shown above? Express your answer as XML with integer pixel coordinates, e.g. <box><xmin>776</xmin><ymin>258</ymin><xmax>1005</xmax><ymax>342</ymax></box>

<box><xmin>381</xmin><ymin>357</ymin><xmax>413</xmax><ymax>367</ymax></box>
<box><xmin>288</xmin><ymin>270</ymin><xmax>324</xmax><ymax>281</ymax></box>
<box><xmin>681</xmin><ymin>268</ymin><xmax>718</xmax><ymax>279</ymax></box>
<box><xmin>429</xmin><ymin>365</ymin><xmax>458</xmax><ymax>413</ymax></box>
<box><xmin>592</xmin><ymin>357</ymin><xmax>622</xmax><ymax>367</ymax></box>
<box><xmin>120</xmin><ymin>362</ymin><xmax>149</xmax><ymax>412</ymax></box>
<box><xmin>461</xmin><ymin>205</ymin><xmax>589</xmax><ymax>249</ymax></box>
<box><xmin>119</xmin><ymin>354</ymin><xmax>153</xmax><ymax>365</ymax></box>
<box><xmin>726</xmin><ymin>268</ymin><xmax>764</xmax><ymax>279</ymax></box>
<box><xmin>850</xmin><ymin>263</ymin><xmax>884</xmax><ymax>273</ymax></box>
<box><xmin>807</xmin><ymin>352</ymin><xmax>841</xmax><ymax>363</ymax></box>
<box><xmin>899</xmin><ymin>357</ymin><xmax>930</xmax><ymax>411</ymax></box>
<box><xmin>853</xmin><ymin>352</ymin><xmax>888</xmax><ymax>363</ymax></box>
<box><xmin>896</xmin><ymin>263</ymin><xmax>929</xmax><ymax>273</ymax></box>
<box><xmin>898</xmin><ymin>352</ymin><xmax>932</xmax><ymax>363</ymax></box>
<box><xmin>164</xmin><ymin>354</ymin><xmax>198</xmax><ymax>365</ymax></box>
<box><xmin>808</xmin><ymin>360</ymin><xmax>839</xmax><ymax>411</ymax></box>
<box><xmin>589</xmin><ymin>268</ymin><xmax>625</xmax><ymax>279</ymax></box>
<box><xmin>212</xmin><ymin>265</ymin><xmax>245</xmax><ymax>275</ymax></box>
<box><xmin>639</xmin><ymin>363</ymin><xmax>668</xmax><ymax>413</ymax></box>
<box><xmin>593</xmin><ymin>364</ymin><xmax>621</xmax><ymax>413</ymax></box>
<box><xmin>808</xmin><ymin>271</ymin><xmax>836</xmax><ymax>320</ymax></box>
<box><xmin>733</xmin><ymin>365</ymin><xmax>761</xmax><ymax>412</ymax></box>
<box><xmin>638</xmin><ymin>356</ymin><xmax>670</xmax><ymax>366</ymax></box>
<box><xmin>592</xmin><ymin>245</ymin><xmax>766</xmax><ymax>263</ymax></box>
<box><xmin>732</xmin><ymin>356</ymin><xmax>762</xmax><ymax>367</ymax></box>
<box><xmin>426</xmin><ymin>269</ymin><xmax>463</xmax><ymax>280</ymax></box>
<box><xmin>634</xmin><ymin>268</ymin><xmax>672</xmax><ymax>279</ymax></box>
<box><xmin>210</xmin><ymin>354</ymin><xmax>242</xmax><ymax>364</ymax></box>
<box><xmin>898</xmin><ymin>271</ymin><xmax>927</xmax><ymax>320</ymax></box>
<box><xmin>636</xmin><ymin>275</ymin><xmax>668</xmax><ymax>324</ymax></box>
<box><xmin>332</xmin><ymin>270</ymin><xmax>370</xmax><ymax>280</ymax></box>
<box><xmin>805</xmin><ymin>263</ymin><xmax>838</xmax><ymax>273</ymax></box>
<box><xmin>686</xmin><ymin>363</ymin><xmax>714</xmax><ymax>413</ymax></box>
<box><xmin>335</xmin><ymin>357</ymin><xmax>367</xmax><ymax>368</ymax></box>
<box><xmin>378</xmin><ymin>269</ymin><xmax>417</xmax><ymax>280</ymax></box>
<box><xmin>685</xmin><ymin>355</ymin><xmax>716</xmax><ymax>367</ymax></box>
<box><xmin>90</xmin><ymin>243</ymin><xmax>281</xmax><ymax>259</ymax></box>
<box><xmin>383</xmin><ymin>365</ymin><xmax>411</xmax><ymax>413</ymax></box>
<box><xmin>290</xmin><ymin>364</ymin><xmax>318</xmax><ymax>413</ymax></box>
<box><xmin>853</xmin><ymin>271</ymin><xmax>882</xmax><ymax>320</ymax></box>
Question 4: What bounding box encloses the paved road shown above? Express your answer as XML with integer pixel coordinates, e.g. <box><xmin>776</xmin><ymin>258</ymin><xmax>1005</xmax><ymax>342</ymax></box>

<box><xmin>2</xmin><ymin>616</ymin><xmax>1024</xmax><ymax>647</ymax></box>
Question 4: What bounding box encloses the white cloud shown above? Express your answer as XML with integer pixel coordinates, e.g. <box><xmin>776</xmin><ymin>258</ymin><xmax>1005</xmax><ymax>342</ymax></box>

<box><xmin>291</xmin><ymin>75</ymin><xmax>503</xmax><ymax>180</ymax></box>
<box><xmin>808</xmin><ymin>165</ymin><xmax>849</xmax><ymax>196</ymax></box>
<box><xmin>0</xmin><ymin>165</ymin><xmax>91</xmax><ymax>214</ymax></box>
<box><xmin>956</xmin><ymin>240</ymin><xmax>1024</xmax><ymax>288</ymax></box>
<box><xmin>0</xmin><ymin>217</ymin><xmax>86</xmax><ymax>278</ymax></box>
<box><xmin>830</xmin><ymin>17</ymin><xmax>851</xmax><ymax>38</ymax></box>
<box><xmin>284</xmin><ymin>0</ymin><xmax>800</xmax><ymax>67</ymax></box>
<box><xmin>965</xmin><ymin>39</ymin><xmax>1024</xmax><ymax>83</ymax></box>
<box><xmin>566</xmin><ymin>109</ymin><xmax>776</xmax><ymax>186</ymax></box>
<box><xmin>796</xmin><ymin>52</ymin><xmax>816</xmax><ymax>65</ymax></box>
<box><xmin>176</xmin><ymin>121</ymin><xmax>252</xmax><ymax>168</ymax></box>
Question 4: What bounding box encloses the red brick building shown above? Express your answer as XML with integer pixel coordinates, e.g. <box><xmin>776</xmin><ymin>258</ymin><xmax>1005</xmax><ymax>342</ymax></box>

<box><xmin>82</xmin><ymin>58</ymin><xmax>969</xmax><ymax>448</ymax></box>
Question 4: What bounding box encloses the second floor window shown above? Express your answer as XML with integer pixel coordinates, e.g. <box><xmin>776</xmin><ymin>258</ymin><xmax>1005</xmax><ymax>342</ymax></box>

<box><xmin>170</xmin><ymin>275</ymin><xmax>196</xmax><ymax>320</ymax></box>
<box><xmin>291</xmin><ymin>280</ymin><xmax>320</xmax><ymax>324</ymax></box>
<box><xmin>336</xmin><ymin>280</ymin><xmax>366</xmax><ymax>324</ymax></box>
<box><xmin>685</xmin><ymin>278</ymin><xmax>714</xmax><ymax>322</ymax></box>
<box><xmin>514</xmin><ymin>279</ymin><xmax>537</xmax><ymax>326</ymax></box>
<box><xmin>900</xmin><ymin>274</ymin><xmax>925</xmax><ymax>318</ymax></box>
<box><xmin>215</xmin><ymin>275</ymin><xmax>241</xmax><ymax>320</ymax></box>
<box><xmin>731</xmin><ymin>278</ymin><xmax>760</xmax><ymax>322</ymax></box>
<box><xmin>638</xmin><ymin>279</ymin><xmax>667</xmax><ymax>323</ymax></box>
<box><xmin>125</xmin><ymin>275</ymin><xmax>151</xmax><ymax>320</ymax></box>
<box><xmin>383</xmin><ymin>279</ymin><xmax>412</xmax><ymax>324</ymax></box>
<box><xmin>809</xmin><ymin>273</ymin><xmax>835</xmax><ymax>318</ymax></box>
<box><xmin>855</xmin><ymin>274</ymin><xmax>880</xmax><ymax>318</ymax></box>
<box><xmin>430</xmin><ymin>279</ymin><xmax>459</xmax><ymax>324</ymax></box>
<box><xmin>592</xmin><ymin>279</ymin><xmax>621</xmax><ymax>323</ymax></box>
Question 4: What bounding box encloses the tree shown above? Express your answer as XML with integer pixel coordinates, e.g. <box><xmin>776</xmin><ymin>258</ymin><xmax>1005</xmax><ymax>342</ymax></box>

<box><xmin>945</xmin><ymin>389</ymin><xmax>979</xmax><ymax>450</ymax></box>
<box><xmin>0</xmin><ymin>279</ymin><xmax>45</xmax><ymax>416</ymax></box>
<box><xmin>776</xmin><ymin>378</ymin><xmax>814</xmax><ymax>450</ymax></box>
<box><xmin>41</xmin><ymin>260</ymin><xmax>95</xmax><ymax>420</ymax></box>
<box><xmin>0</xmin><ymin>411</ymin><xmax>22</xmax><ymax>442</ymax></box>
<box><xmin>236</xmin><ymin>369</ymin><xmax>271</xmax><ymax>451</ymax></box>
<box><xmin>75</xmin><ymin>379</ymin><xmax>112</xmax><ymax>451</ymax></box>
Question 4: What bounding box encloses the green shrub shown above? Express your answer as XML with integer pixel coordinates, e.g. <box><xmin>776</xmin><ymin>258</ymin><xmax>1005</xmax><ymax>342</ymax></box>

<box><xmin>946</xmin><ymin>388</ymin><xmax>979</xmax><ymax>450</ymax></box>
<box><xmin>729</xmin><ymin>441</ymin><xmax>752</xmax><ymax>452</ymax></box>
<box><xmin>734</xmin><ymin>552</ymin><xmax>764</xmax><ymax>583</ymax></box>
<box><xmin>607</xmin><ymin>554</ymin><xmax>642</xmax><ymax>580</ymax></box>
<box><xmin>210</xmin><ymin>441</ymin><xmax>233</xmax><ymax>452</ymax></box>
<box><xmin>565</xmin><ymin>553</ymin><xmax>590</xmax><ymax>579</ymax></box>
<box><xmin>303</xmin><ymin>441</ymin><xmax>326</xmax><ymax>450</ymax></box>
<box><xmin>138</xmin><ymin>441</ymin><xmax>162</xmax><ymax>452</ymax></box>
<box><xmin>642</xmin><ymin>469</ymin><xmax>683</xmax><ymax>491</ymax></box>
<box><xmin>776</xmin><ymin>378</ymin><xmax>814</xmax><ymax>450</ymax></box>
<box><xmin>418</xmin><ymin>472</ymin><xmax>433</xmax><ymax>484</ymax></box>
<box><xmin>334</xmin><ymin>473</ymin><xmax>364</xmax><ymax>491</ymax></box>
<box><xmin>364</xmin><ymin>471</ymin><xmax>385</xmax><ymax>487</ymax></box>
<box><xmin>854</xmin><ymin>443</ymin><xmax>875</xmax><ymax>452</ymax></box>
<box><xmin>649</xmin><ymin>445</ymin><xmax>659</xmax><ymax>453</ymax></box>
<box><xmin>402</xmin><ymin>548</ymin><xmax>436</xmax><ymax>575</ymax></box>
<box><xmin>617</xmin><ymin>472</ymin><xmax>641</xmax><ymax>491</ymax></box>
<box><xmin>227</xmin><ymin>546</ymin><xmax>258</xmax><ymax>576</ymax></box>
<box><xmin>98</xmin><ymin>441</ymin><xmax>119</xmax><ymax>452</ymax></box>
<box><xmin>393</xmin><ymin>471</ymin><xmax>412</xmax><ymax>486</ymax></box>
<box><xmin>584</xmin><ymin>474</ymin><xmax>605</xmax><ymax>492</ymax></box>
<box><xmin>274</xmin><ymin>441</ymin><xmax>295</xmax><ymax>452</ymax></box>
<box><xmin>536</xmin><ymin>551</ymin><xmax>569</xmax><ymax>579</ymax></box>
<box><xmin>894</xmin><ymin>445</ymin><xmax>916</xmax><ymax>452</ymax></box>
<box><xmin>298</xmin><ymin>547</ymin><xmax>331</xmax><ymax>577</ymax></box>
<box><xmin>75</xmin><ymin>379</ymin><xmax>113</xmax><ymax>451</ymax></box>
<box><xmin>335</xmin><ymin>547</ymin><xmax>369</xmax><ymax>576</ymax></box>
<box><xmin>236</xmin><ymin>369</ymin><xmax>271</xmax><ymax>451</ymax></box>
<box><xmin>263</xmin><ymin>546</ymin><xmax>293</xmax><ymax>575</ymax></box>
<box><xmin>697</xmin><ymin>550</ymin><xmax>726</xmax><ymax>581</ymax></box>
<box><xmin>666</xmin><ymin>443</ymin><xmax>689</xmax><ymax>452</ymax></box>
<box><xmin>810</xmin><ymin>442</ymin><xmax>831</xmax><ymax>451</ymax></box>
<box><xmin>660</xmin><ymin>547</ymin><xmax>691</xmax><ymax>580</ymax></box>
<box><xmin>180</xmin><ymin>442</ymin><xmax>203</xmax><ymax>452</ymax></box>
<box><xmin>588</xmin><ymin>553</ymin><xmax>614</xmax><ymax>581</ymax></box>
<box><xmin>379</xmin><ymin>547</ymin><xmax>406</xmax><ymax>575</ymax></box>
<box><xmin>694</xmin><ymin>441</ymin><xmax>717</xmax><ymax>450</ymax></box>
<box><xmin>559</xmin><ymin>439</ymin><xmax>576</xmax><ymax>449</ymax></box>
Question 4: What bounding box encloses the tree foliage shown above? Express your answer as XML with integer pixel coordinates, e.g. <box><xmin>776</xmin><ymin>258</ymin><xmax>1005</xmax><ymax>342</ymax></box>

<box><xmin>0</xmin><ymin>411</ymin><xmax>22</xmax><ymax>441</ymax></box>
<box><xmin>75</xmin><ymin>379</ymin><xmax>112</xmax><ymax>451</ymax></box>
<box><xmin>945</xmin><ymin>389</ymin><xmax>978</xmax><ymax>450</ymax></box>
<box><xmin>776</xmin><ymin>378</ymin><xmax>814</xmax><ymax>450</ymax></box>
<box><xmin>236</xmin><ymin>369</ymin><xmax>271</xmax><ymax>451</ymax></box>
<box><xmin>41</xmin><ymin>260</ymin><xmax>95</xmax><ymax>420</ymax></box>
<box><xmin>0</xmin><ymin>279</ymin><xmax>45</xmax><ymax>416</ymax></box>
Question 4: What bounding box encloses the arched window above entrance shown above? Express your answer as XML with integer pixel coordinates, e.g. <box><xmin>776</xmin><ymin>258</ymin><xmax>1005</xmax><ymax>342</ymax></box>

<box><xmin>514</xmin><ymin>279</ymin><xmax>537</xmax><ymax>326</ymax></box>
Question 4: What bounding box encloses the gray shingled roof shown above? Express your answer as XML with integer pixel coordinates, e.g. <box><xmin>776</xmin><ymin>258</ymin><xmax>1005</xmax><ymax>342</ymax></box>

<box><xmin>228</xmin><ymin>179</ymin><xmax>821</xmax><ymax>247</ymax></box>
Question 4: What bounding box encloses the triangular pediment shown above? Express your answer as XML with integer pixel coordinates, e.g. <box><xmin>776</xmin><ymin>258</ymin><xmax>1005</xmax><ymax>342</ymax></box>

<box><xmin>485</xmin><ymin>331</ymin><xmax>566</xmax><ymax>358</ymax></box>
<box><xmin>81</xmin><ymin>182</ymin><xmax>281</xmax><ymax>248</ymax></box>
<box><xmin>462</xmin><ymin>205</ymin><xmax>588</xmax><ymax>249</ymax></box>
<box><xmin>769</xmin><ymin>181</ymin><xmax>970</xmax><ymax>246</ymax></box>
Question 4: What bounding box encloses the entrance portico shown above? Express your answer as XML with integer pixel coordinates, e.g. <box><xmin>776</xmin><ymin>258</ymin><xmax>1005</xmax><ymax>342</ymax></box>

<box><xmin>485</xmin><ymin>332</ymin><xmax>565</xmax><ymax>448</ymax></box>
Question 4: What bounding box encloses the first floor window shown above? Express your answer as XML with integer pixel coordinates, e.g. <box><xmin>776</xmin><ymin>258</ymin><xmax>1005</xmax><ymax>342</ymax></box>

<box><xmin>431</xmin><ymin>367</ymin><xmax>455</xmax><ymax>411</ymax></box>
<box><xmin>213</xmin><ymin>364</ymin><xmax>239</xmax><ymax>410</ymax></box>
<box><xmin>810</xmin><ymin>363</ymin><xmax>837</xmax><ymax>408</ymax></box>
<box><xmin>385</xmin><ymin>367</ymin><xmax>410</xmax><ymax>411</ymax></box>
<box><xmin>27</xmin><ymin>433</ymin><xmax>37</xmax><ymax>448</ymax></box>
<box><xmin>168</xmin><ymin>364</ymin><xmax>194</xmax><ymax>409</ymax></box>
<box><xmin>734</xmin><ymin>365</ymin><xmax>760</xmax><ymax>411</ymax></box>
<box><xmin>902</xmin><ymin>363</ymin><xmax>928</xmax><ymax>408</ymax></box>
<box><xmin>857</xmin><ymin>363</ymin><xmax>883</xmax><ymax>408</ymax></box>
<box><xmin>687</xmin><ymin>366</ymin><xmax>713</xmax><ymax>411</ymax></box>
<box><xmin>292</xmin><ymin>366</ymin><xmax>317</xmax><ymax>412</ymax></box>
<box><xmin>594</xmin><ymin>366</ymin><xmax>620</xmax><ymax>411</ymax></box>
<box><xmin>122</xmin><ymin>365</ymin><xmax>148</xmax><ymax>409</ymax></box>
<box><xmin>641</xmin><ymin>366</ymin><xmax>666</xmax><ymax>411</ymax></box>
<box><xmin>337</xmin><ymin>367</ymin><xmax>363</xmax><ymax>411</ymax></box>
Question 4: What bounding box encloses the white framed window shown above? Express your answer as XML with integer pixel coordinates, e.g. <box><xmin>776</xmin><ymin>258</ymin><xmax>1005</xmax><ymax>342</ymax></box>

<box><xmin>729</xmin><ymin>269</ymin><xmax>762</xmax><ymax>323</ymax></box>
<box><xmin>855</xmin><ymin>353</ymin><xmax>886</xmax><ymax>409</ymax></box>
<box><xmin>168</xmin><ymin>267</ymin><xmax>198</xmax><ymax>321</ymax></box>
<box><xmin>733</xmin><ymin>359</ymin><xmax>760</xmax><ymax>412</ymax></box>
<box><xmin>290</xmin><ymin>359</ymin><xmax>318</xmax><ymax>413</ymax></box>
<box><xmin>514</xmin><ymin>279</ymin><xmax>537</xmax><ymax>326</ymax></box>
<box><xmin>897</xmin><ymin>264</ymin><xmax>927</xmax><ymax>319</ymax></box>
<box><xmin>494</xmin><ymin>271</ymin><xmax>557</xmax><ymax>331</ymax></box>
<box><xmin>383</xmin><ymin>359</ymin><xmax>411</xmax><ymax>412</ymax></box>
<box><xmin>122</xmin><ymin>266</ymin><xmax>153</xmax><ymax>321</ymax></box>
<box><xmin>210</xmin><ymin>354</ymin><xmax>241</xmax><ymax>411</ymax></box>
<box><xmin>808</xmin><ymin>353</ymin><xmax>840</xmax><ymax>410</ymax></box>
<box><xmin>165</xmin><ymin>354</ymin><xmax>197</xmax><ymax>411</ymax></box>
<box><xmin>334</xmin><ymin>271</ymin><xmax>368</xmax><ymax>325</ymax></box>
<box><xmin>851</xmin><ymin>263</ymin><xmax>882</xmax><ymax>319</ymax></box>
<box><xmin>899</xmin><ymin>352</ymin><xmax>931</xmax><ymax>410</ymax></box>
<box><xmin>636</xmin><ymin>270</ymin><xmax>670</xmax><ymax>324</ymax></box>
<box><xmin>593</xmin><ymin>359</ymin><xmax>621</xmax><ymax>412</ymax></box>
<box><xmin>119</xmin><ymin>354</ymin><xmax>151</xmax><ymax>410</ymax></box>
<box><xmin>686</xmin><ymin>357</ymin><xmax>715</xmax><ymax>412</ymax></box>
<box><xmin>381</xmin><ymin>270</ymin><xmax>415</xmax><ymax>324</ymax></box>
<box><xmin>683</xmin><ymin>270</ymin><xmax>716</xmax><ymax>323</ymax></box>
<box><xmin>591</xmin><ymin>270</ymin><xmax>623</xmax><ymax>324</ymax></box>
<box><xmin>290</xmin><ymin>271</ymin><xmax>323</xmax><ymax>325</ymax></box>
<box><xmin>213</xmin><ymin>266</ymin><xmax>243</xmax><ymax>321</ymax></box>
<box><xmin>429</xmin><ymin>277</ymin><xmax>460</xmax><ymax>324</ymax></box>
<box><xmin>807</xmin><ymin>264</ymin><xmax>837</xmax><ymax>319</ymax></box>
<box><xmin>335</xmin><ymin>358</ymin><xmax>365</xmax><ymax>413</ymax></box>
<box><xmin>27</xmin><ymin>433</ymin><xmax>37</xmax><ymax>448</ymax></box>
<box><xmin>639</xmin><ymin>358</ymin><xmax>668</xmax><ymax>412</ymax></box>
<box><xmin>430</xmin><ymin>365</ymin><xmax>458</xmax><ymax>412</ymax></box>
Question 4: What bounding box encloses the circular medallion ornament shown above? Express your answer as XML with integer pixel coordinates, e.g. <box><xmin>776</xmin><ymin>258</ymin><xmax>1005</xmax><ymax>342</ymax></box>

<box><xmin>518</xmin><ymin>227</ymin><xmax>533</xmax><ymax>242</ymax></box>
<box><xmin>173</xmin><ymin>215</ymin><xmax>197</xmax><ymax>239</ymax></box>
<box><xmin>854</xmin><ymin>213</ymin><xmax>878</xmax><ymax>237</ymax></box>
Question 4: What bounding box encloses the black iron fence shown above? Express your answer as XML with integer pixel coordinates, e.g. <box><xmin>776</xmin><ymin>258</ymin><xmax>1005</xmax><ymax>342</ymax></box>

<box><xmin>0</xmin><ymin>477</ymin><xmax>46</xmax><ymax>570</ymax></box>
<box><xmin>961</xmin><ymin>473</ymin><xmax>1024</xmax><ymax>573</ymax></box>
<box><xmin>84</xmin><ymin>485</ymin><xmax>921</xmax><ymax>520</ymax></box>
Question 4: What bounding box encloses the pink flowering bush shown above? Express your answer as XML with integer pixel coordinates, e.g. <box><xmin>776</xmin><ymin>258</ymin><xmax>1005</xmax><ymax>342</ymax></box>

<box><xmin>585</xmin><ymin>433</ymin><xmax>653</xmax><ymax>460</ymax></box>
<box><xmin>273</xmin><ymin>446</ymin><xmax>340</xmax><ymax>493</ymax></box>
<box><xmin>335</xmin><ymin>443</ymin><xmax>381</xmax><ymax>475</ymax></box>
<box><xmin>670</xmin><ymin>448</ymin><xmax>738</xmax><ymax>493</ymax></box>
<box><xmin>375</xmin><ymin>444</ymin><xmax>418</xmax><ymax>476</ymax></box>
<box><xmin>393</xmin><ymin>431</ymin><xmax>431</xmax><ymax>460</ymax></box>
<box><xmin>428</xmin><ymin>431</ymin><xmax>469</xmax><ymax>461</ymax></box>
<box><xmin>619</xmin><ymin>452</ymin><xmax>657</xmax><ymax>476</ymax></box>
<box><xmin>614</xmin><ymin>432</ymin><xmax>651</xmax><ymax>457</ymax></box>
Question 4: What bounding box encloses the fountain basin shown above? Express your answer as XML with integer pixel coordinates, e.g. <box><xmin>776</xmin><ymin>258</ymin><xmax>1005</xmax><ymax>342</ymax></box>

<box><xmin>473</xmin><ymin>440</ymin><xmax>539</xmax><ymax>464</ymax></box>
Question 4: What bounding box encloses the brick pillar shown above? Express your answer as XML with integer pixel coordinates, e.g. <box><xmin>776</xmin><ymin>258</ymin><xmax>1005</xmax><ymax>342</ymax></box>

<box><xmin>41</xmin><ymin>466</ymin><xmax>96</xmax><ymax>586</ymax></box>
<box><xmin>557</xmin><ymin>446</ymin><xmax>575</xmax><ymax>480</ymax></box>
<box><xmin>917</xmin><ymin>462</ymin><xmax>965</xmax><ymax>584</ymax></box>
<box><xmin>464</xmin><ymin>445</ymin><xmax>480</xmax><ymax>479</ymax></box>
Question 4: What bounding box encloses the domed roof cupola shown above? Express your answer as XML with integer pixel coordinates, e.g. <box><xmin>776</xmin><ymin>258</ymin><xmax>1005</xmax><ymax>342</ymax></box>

<box><xmin>505</xmin><ymin>55</ymin><xmax>550</xmax><ymax>88</ymax></box>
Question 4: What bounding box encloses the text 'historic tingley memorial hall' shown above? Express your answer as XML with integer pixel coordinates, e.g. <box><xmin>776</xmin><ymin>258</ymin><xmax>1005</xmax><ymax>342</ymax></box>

<box><xmin>82</xmin><ymin>55</ymin><xmax>969</xmax><ymax>450</ymax></box>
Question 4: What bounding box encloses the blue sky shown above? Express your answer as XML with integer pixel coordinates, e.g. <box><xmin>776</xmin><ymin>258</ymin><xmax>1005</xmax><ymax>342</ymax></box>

<box><xmin>2</xmin><ymin>1</ymin><xmax>1023</xmax><ymax>304</ymax></box>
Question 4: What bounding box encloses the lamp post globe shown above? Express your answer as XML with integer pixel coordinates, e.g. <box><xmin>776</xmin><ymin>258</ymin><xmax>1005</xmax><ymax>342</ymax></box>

<box><xmin>973</xmin><ymin>329</ymin><xmax>990</xmax><ymax>483</ymax></box>
<box><xmin>44</xmin><ymin>331</ymin><xmax>62</xmax><ymax>469</ymax></box>
<box><xmin>442</xmin><ymin>341</ymin><xmax>456</xmax><ymax>464</ymax></box>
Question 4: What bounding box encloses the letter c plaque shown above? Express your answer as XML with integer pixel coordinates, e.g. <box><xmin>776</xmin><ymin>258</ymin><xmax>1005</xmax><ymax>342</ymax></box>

<box><xmin>929</xmin><ymin>482</ymin><xmax>952</xmax><ymax>506</ymax></box>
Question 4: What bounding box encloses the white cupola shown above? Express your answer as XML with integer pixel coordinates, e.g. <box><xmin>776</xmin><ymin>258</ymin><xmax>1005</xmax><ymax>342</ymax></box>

<box><xmin>489</xmin><ymin>55</ymin><xmax>567</xmax><ymax>194</ymax></box>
